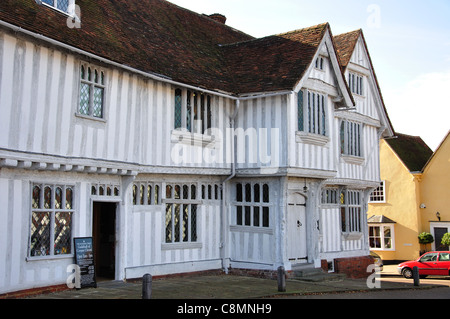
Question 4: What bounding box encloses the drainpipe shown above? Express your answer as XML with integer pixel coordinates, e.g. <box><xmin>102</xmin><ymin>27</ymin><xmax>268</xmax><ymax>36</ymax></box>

<box><xmin>220</xmin><ymin>99</ymin><xmax>240</xmax><ymax>273</ymax></box>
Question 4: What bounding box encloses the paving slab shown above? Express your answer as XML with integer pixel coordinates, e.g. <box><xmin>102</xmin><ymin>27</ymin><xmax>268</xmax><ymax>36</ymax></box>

<box><xmin>26</xmin><ymin>272</ymin><xmax>443</xmax><ymax>300</ymax></box>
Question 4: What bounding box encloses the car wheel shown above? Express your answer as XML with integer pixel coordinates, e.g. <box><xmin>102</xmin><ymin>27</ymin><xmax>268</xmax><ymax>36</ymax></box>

<box><xmin>402</xmin><ymin>268</ymin><xmax>413</xmax><ymax>279</ymax></box>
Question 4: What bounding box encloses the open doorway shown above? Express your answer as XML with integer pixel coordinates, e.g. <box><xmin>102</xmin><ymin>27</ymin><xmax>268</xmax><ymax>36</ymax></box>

<box><xmin>93</xmin><ymin>202</ymin><xmax>117</xmax><ymax>281</ymax></box>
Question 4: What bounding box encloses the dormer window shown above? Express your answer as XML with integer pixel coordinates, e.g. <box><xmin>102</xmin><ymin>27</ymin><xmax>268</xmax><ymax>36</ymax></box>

<box><xmin>40</xmin><ymin>0</ymin><xmax>75</xmax><ymax>15</ymax></box>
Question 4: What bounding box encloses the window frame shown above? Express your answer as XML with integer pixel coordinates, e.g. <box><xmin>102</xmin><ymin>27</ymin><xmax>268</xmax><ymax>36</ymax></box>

<box><xmin>233</xmin><ymin>182</ymin><xmax>271</xmax><ymax>230</ymax></box>
<box><xmin>369</xmin><ymin>224</ymin><xmax>395</xmax><ymax>251</ymax></box>
<box><xmin>41</xmin><ymin>0</ymin><xmax>76</xmax><ymax>16</ymax></box>
<box><xmin>369</xmin><ymin>181</ymin><xmax>386</xmax><ymax>203</ymax></box>
<box><xmin>174</xmin><ymin>88</ymin><xmax>213</xmax><ymax>135</ymax></box>
<box><xmin>296</xmin><ymin>89</ymin><xmax>329</xmax><ymax>146</ymax></box>
<box><xmin>28</xmin><ymin>183</ymin><xmax>75</xmax><ymax>260</ymax></box>
<box><xmin>77</xmin><ymin>62</ymin><xmax>106</xmax><ymax>120</ymax></box>
<box><xmin>340</xmin><ymin>189</ymin><xmax>363</xmax><ymax>234</ymax></box>
<box><xmin>315</xmin><ymin>56</ymin><xmax>325</xmax><ymax>71</ymax></box>
<box><xmin>163</xmin><ymin>183</ymin><xmax>201</xmax><ymax>248</ymax></box>
<box><xmin>349</xmin><ymin>72</ymin><xmax>364</xmax><ymax>96</ymax></box>
<box><xmin>132</xmin><ymin>182</ymin><xmax>161</xmax><ymax>206</ymax></box>
<box><xmin>340</xmin><ymin>120</ymin><xmax>363</xmax><ymax>159</ymax></box>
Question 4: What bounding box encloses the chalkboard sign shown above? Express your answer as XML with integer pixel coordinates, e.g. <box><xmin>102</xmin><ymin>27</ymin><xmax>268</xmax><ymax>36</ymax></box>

<box><xmin>73</xmin><ymin>237</ymin><xmax>97</xmax><ymax>289</ymax></box>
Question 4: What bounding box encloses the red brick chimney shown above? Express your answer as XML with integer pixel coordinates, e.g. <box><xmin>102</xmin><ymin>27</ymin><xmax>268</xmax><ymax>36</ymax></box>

<box><xmin>208</xmin><ymin>13</ymin><xmax>227</xmax><ymax>24</ymax></box>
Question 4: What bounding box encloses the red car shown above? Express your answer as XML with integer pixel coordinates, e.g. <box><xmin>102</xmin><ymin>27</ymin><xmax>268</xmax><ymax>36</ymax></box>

<box><xmin>398</xmin><ymin>251</ymin><xmax>450</xmax><ymax>279</ymax></box>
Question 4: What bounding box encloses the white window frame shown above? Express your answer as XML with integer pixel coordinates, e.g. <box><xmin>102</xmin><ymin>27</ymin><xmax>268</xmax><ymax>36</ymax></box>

<box><xmin>29</xmin><ymin>183</ymin><xmax>75</xmax><ymax>259</ymax></box>
<box><xmin>321</xmin><ymin>187</ymin><xmax>339</xmax><ymax>205</ymax></box>
<box><xmin>40</xmin><ymin>0</ymin><xmax>76</xmax><ymax>16</ymax></box>
<box><xmin>369</xmin><ymin>181</ymin><xmax>386</xmax><ymax>203</ymax></box>
<box><xmin>78</xmin><ymin>62</ymin><xmax>106</xmax><ymax>120</ymax></box>
<box><xmin>162</xmin><ymin>183</ymin><xmax>202</xmax><ymax>249</ymax></box>
<box><xmin>340</xmin><ymin>189</ymin><xmax>363</xmax><ymax>234</ymax></box>
<box><xmin>232</xmin><ymin>182</ymin><xmax>272</xmax><ymax>231</ymax></box>
<box><xmin>132</xmin><ymin>182</ymin><xmax>161</xmax><ymax>206</ymax></box>
<box><xmin>315</xmin><ymin>56</ymin><xmax>325</xmax><ymax>71</ymax></box>
<box><xmin>296</xmin><ymin>89</ymin><xmax>329</xmax><ymax>147</ymax></box>
<box><xmin>369</xmin><ymin>224</ymin><xmax>395</xmax><ymax>251</ymax></box>
<box><xmin>340</xmin><ymin>120</ymin><xmax>363</xmax><ymax>158</ymax></box>
<box><xmin>349</xmin><ymin>72</ymin><xmax>364</xmax><ymax>96</ymax></box>
<box><xmin>174</xmin><ymin>88</ymin><xmax>213</xmax><ymax>135</ymax></box>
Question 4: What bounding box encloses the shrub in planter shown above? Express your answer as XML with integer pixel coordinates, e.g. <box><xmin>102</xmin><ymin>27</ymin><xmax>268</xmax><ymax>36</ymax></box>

<box><xmin>418</xmin><ymin>232</ymin><xmax>434</xmax><ymax>244</ymax></box>
<box><xmin>441</xmin><ymin>233</ymin><xmax>450</xmax><ymax>248</ymax></box>
<box><xmin>418</xmin><ymin>232</ymin><xmax>434</xmax><ymax>254</ymax></box>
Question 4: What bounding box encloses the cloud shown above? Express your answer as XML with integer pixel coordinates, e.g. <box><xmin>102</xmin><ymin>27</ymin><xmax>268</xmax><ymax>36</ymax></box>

<box><xmin>383</xmin><ymin>71</ymin><xmax>450</xmax><ymax>151</ymax></box>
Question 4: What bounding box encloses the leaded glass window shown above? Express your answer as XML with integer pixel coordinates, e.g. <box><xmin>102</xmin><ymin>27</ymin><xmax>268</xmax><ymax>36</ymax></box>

<box><xmin>297</xmin><ymin>90</ymin><xmax>303</xmax><ymax>131</ymax></box>
<box><xmin>349</xmin><ymin>72</ymin><xmax>364</xmax><ymax>96</ymax></box>
<box><xmin>131</xmin><ymin>182</ymin><xmax>160</xmax><ymax>206</ymax></box>
<box><xmin>340</xmin><ymin>120</ymin><xmax>362</xmax><ymax>157</ymax></box>
<box><xmin>41</xmin><ymin>0</ymin><xmax>73</xmax><ymax>14</ymax></box>
<box><xmin>297</xmin><ymin>89</ymin><xmax>327</xmax><ymax>136</ymax></box>
<box><xmin>78</xmin><ymin>63</ymin><xmax>105</xmax><ymax>119</ymax></box>
<box><xmin>30</xmin><ymin>184</ymin><xmax>75</xmax><ymax>257</ymax></box>
<box><xmin>174</xmin><ymin>89</ymin><xmax>182</xmax><ymax>129</ymax></box>
<box><xmin>174</xmin><ymin>88</ymin><xmax>212</xmax><ymax>134</ymax></box>
<box><xmin>340</xmin><ymin>189</ymin><xmax>362</xmax><ymax>233</ymax></box>
<box><xmin>164</xmin><ymin>183</ymin><xmax>198</xmax><ymax>244</ymax></box>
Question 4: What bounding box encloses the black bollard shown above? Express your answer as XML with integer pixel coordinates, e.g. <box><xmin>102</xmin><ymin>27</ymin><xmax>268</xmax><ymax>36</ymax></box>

<box><xmin>142</xmin><ymin>273</ymin><xmax>152</xmax><ymax>299</ymax></box>
<box><xmin>413</xmin><ymin>266</ymin><xmax>420</xmax><ymax>287</ymax></box>
<box><xmin>277</xmin><ymin>266</ymin><xmax>286</xmax><ymax>292</ymax></box>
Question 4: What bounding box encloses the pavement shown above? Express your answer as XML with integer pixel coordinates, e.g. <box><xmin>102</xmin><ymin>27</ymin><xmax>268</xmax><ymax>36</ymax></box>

<box><xmin>23</xmin><ymin>264</ymin><xmax>447</xmax><ymax>300</ymax></box>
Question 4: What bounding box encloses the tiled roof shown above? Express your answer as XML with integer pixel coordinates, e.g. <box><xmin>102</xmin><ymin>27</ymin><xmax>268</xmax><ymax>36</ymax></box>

<box><xmin>386</xmin><ymin>133</ymin><xmax>433</xmax><ymax>172</ymax></box>
<box><xmin>334</xmin><ymin>30</ymin><xmax>361</xmax><ymax>70</ymax></box>
<box><xmin>368</xmin><ymin>215</ymin><xmax>396</xmax><ymax>224</ymax></box>
<box><xmin>0</xmin><ymin>0</ymin><xmax>253</xmax><ymax>93</ymax></box>
<box><xmin>222</xmin><ymin>23</ymin><xmax>329</xmax><ymax>94</ymax></box>
<box><xmin>0</xmin><ymin>1</ymin><xmax>365</xmax><ymax>96</ymax></box>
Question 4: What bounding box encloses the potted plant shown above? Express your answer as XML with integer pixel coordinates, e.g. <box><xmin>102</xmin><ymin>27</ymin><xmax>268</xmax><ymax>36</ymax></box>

<box><xmin>418</xmin><ymin>232</ymin><xmax>434</xmax><ymax>255</ymax></box>
<box><xmin>441</xmin><ymin>233</ymin><xmax>450</xmax><ymax>250</ymax></box>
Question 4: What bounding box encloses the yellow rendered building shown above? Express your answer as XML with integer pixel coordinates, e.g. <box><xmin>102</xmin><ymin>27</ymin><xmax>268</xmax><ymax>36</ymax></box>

<box><xmin>420</xmin><ymin>131</ymin><xmax>450</xmax><ymax>252</ymax></box>
<box><xmin>367</xmin><ymin>133</ymin><xmax>435</xmax><ymax>262</ymax></box>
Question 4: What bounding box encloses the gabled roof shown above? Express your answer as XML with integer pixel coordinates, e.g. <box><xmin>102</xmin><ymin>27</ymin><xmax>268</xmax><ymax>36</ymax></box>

<box><xmin>334</xmin><ymin>30</ymin><xmax>361</xmax><ymax>71</ymax></box>
<box><xmin>0</xmin><ymin>0</ymin><xmax>379</xmax><ymax>99</ymax></box>
<box><xmin>422</xmin><ymin>130</ymin><xmax>450</xmax><ymax>172</ymax></box>
<box><xmin>222</xmin><ymin>23</ymin><xmax>329</xmax><ymax>94</ymax></box>
<box><xmin>334</xmin><ymin>29</ymin><xmax>395</xmax><ymax>137</ymax></box>
<box><xmin>385</xmin><ymin>133</ymin><xmax>433</xmax><ymax>173</ymax></box>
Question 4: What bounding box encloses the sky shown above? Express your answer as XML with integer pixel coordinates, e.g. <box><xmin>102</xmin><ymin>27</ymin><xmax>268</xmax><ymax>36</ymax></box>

<box><xmin>169</xmin><ymin>0</ymin><xmax>450</xmax><ymax>151</ymax></box>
